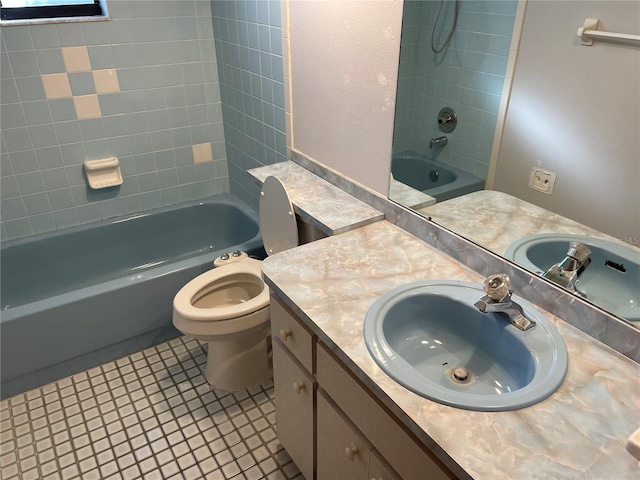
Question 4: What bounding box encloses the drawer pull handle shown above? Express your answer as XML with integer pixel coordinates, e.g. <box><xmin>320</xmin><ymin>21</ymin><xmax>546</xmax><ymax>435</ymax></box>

<box><xmin>279</xmin><ymin>329</ymin><xmax>293</xmax><ymax>342</ymax></box>
<box><xmin>345</xmin><ymin>446</ymin><xmax>359</xmax><ymax>461</ymax></box>
<box><xmin>293</xmin><ymin>382</ymin><xmax>305</xmax><ymax>394</ymax></box>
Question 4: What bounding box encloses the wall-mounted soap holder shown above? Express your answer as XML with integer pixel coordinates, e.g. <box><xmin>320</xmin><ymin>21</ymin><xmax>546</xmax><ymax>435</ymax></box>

<box><xmin>84</xmin><ymin>157</ymin><xmax>123</xmax><ymax>189</ymax></box>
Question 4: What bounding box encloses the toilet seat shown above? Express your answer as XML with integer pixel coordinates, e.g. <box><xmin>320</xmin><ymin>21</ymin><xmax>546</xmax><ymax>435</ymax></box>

<box><xmin>172</xmin><ymin>176</ymin><xmax>299</xmax><ymax>389</ymax></box>
<box><xmin>260</xmin><ymin>175</ymin><xmax>299</xmax><ymax>256</ymax></box>
<box><xmin>173</xmin><ymin>258</ymin><xmax>269</xmax><ymax>325</ymax></box>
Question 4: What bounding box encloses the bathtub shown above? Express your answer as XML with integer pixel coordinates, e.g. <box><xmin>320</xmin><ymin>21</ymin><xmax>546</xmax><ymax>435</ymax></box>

<box><xmin>391</xmin><ymin>151</ymin><xmax>485</xmax><ymax>202</ymax></box>
<box><xmin>0</xmin><ymin>194</ymin><xmax>264</xmax><ymax>398</ymax></box>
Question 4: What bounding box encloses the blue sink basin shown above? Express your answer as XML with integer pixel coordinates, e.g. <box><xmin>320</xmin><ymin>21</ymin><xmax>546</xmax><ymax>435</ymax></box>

<box><xmin>363</xmin><ymin>281</ymin><xmax>568</xmax><ymax>411</ymax></box>
<box><xmin>505</xmin><ymin>234</ymin><xmax>640</xmax><ymax>322</ymax></box>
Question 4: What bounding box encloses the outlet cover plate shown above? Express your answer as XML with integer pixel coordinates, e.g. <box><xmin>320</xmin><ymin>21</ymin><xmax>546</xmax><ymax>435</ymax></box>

<box><xmin>529</xmin><ymin>168</ymin><xmax>556</xmax><ymax>194</ymax></box>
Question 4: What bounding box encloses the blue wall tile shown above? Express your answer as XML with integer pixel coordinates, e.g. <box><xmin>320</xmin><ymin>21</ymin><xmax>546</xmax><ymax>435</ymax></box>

<box><xmin>29</xmin><ymin>212</ymin><xmax>56</xmax><ymax>234</ymax></box>
<box><xmin>16</xmin><ymin>171</ymin><xmax>45</xmax><ymax>196</ymax></box>
<box><xmin>15</xmin><ymin>75</ymin><xmax>47</xmax><ymax>102</ymax></box>
<box><xmin>69</xmin><ymin>72</ymin><xmax>96</xmax><ymax>96</ymax></box>
<box><xmin>56</xmin><ymin>23</ymin><xmax>86</xmax><ymax>47</ymax></box>
<box><xmin>8</xmin><ymin>51</ymin><xmax>40</xmax><ymax>77</ymax></box>
<box><xmin>211</xmin><ymin>0</ymin><xmax>285</xmax><ymax>211</ymax></box>
<box><xmin>35</xmin><ymin>48</ymin><xmax>66</xmax><ymax>74</ymax></box>
<box><xmin>30</xmin><ymin>24</ymin><xmax>60</xmax><ymax>49</ymax></box>
<box><xmin>1</xmin><ymin>176</ymin><xmax>20</xmax><ymax>199</ymax></box>
<box><xmin>1</xmin><ymin>197</ymin><xmax>28</xmax><ymax>220</ymax></box>
<box><xmin>22</xmin><ymin>100</ymin><xmax>53</xmax><ymax>126</ymax></box>
<box><xmin>1</xmin><ymin>104</ymin><xmax>27</xmax><ymax>129</ymax></box>
<box><xmin>30</xmin><ymin>124</ymin><xmax>58</xmax><ymax>148</ymax></box>
<box><xmin>1</xmin><ymin>0</ymin><xmax>229</xmax><ymax>240</ymax></box>
<box><xmin>1</xmin><ymin>78</ymin><xmax>20</xmax><ymax>104</ymax></box>
<box><xmin>4</xmin><ymin>218</ymin><xmax>33</xmax><ymax>239</ymax></box>
<box><xmin>3</xmin><ymin>127</ymin><xmax>34</xmax><ymax>153</ymax></box>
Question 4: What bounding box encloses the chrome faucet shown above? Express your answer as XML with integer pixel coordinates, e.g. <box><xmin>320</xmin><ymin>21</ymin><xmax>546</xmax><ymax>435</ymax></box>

<box><xmin>474</xmin><ymin>274</ymin><xmax>536</xmax><ymax>331</ymax></box>
<box><xmin>542</xmin><ymin>242</ymin><xmax>591</xmax><ymax>295</ymax></box>
<box><xmin>429</xmin><ymin>135</ymin><xmax>448</xmax><ymax>149</ymax></box>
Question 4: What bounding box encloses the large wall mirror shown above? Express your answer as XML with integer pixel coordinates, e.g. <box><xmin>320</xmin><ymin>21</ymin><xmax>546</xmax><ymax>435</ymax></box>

<box><xmin>388</xmin><ymin>1</ymin><xmax>640</xmax><ymax>326</ymax></box>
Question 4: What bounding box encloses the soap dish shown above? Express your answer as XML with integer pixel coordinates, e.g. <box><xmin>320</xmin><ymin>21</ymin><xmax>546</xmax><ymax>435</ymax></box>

<box><xmin>84</xmin><ymin>157</ymin><xmax>123</xmax><ymax>189</ymax></box>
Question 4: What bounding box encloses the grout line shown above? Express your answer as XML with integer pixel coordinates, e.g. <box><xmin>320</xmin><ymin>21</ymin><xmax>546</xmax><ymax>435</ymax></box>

<box><xmin>0</xmin><ymin>335</ymin><xmax>301</xmax><ymax>480</ymax></box>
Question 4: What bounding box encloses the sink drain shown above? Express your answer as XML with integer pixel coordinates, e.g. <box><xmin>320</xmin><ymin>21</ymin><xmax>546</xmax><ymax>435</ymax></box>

<box><xmin>447</xmin><ymin>366</ymin><xmax>474</xmax><ymax>385</ymax></box>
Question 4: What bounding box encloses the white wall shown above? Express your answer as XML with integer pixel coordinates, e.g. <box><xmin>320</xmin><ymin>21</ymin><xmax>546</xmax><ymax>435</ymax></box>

<box><xmin>494</xmin><ymin>1</ymin><xmax>640</xmax><ymax>243</ymax></box>
<box><xmin>288</xmin><ymin>0</ymin><xmax>403</xmax><ymax>196</ymax></box>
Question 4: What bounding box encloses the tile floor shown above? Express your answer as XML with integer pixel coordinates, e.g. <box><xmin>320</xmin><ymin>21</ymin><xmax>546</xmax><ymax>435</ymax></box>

<box><xmin>0</xmin><ymin>336</ymin><xmax>302</xmax><ymax>480</ymax></box>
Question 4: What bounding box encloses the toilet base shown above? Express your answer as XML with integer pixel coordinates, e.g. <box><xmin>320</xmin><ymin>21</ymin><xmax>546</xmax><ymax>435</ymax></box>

<box><xmin>204</xmin><ymin>322</ymin><xmax>272</xmax><ymax>391</ymax></box>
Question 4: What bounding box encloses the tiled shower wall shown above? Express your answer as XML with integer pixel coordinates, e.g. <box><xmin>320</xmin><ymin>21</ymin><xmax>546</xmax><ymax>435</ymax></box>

<box><xmin>211</xmin><ymin>0</ymin><xmax>286</xmax><ymax>212</ymax></box>
<box><xmin>1</xmin><ymin>1</ymin><xmax>229</xmax><ymax>241</ymax></box>
<box><xmin>393</xmin><ymin>0</ymin><xmax>517</xmax><ymax>178</ymax></box>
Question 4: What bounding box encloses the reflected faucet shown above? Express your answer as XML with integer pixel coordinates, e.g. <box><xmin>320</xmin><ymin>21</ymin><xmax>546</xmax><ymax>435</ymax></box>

<box><xmin>429</xmin><ymin>136</ymin><xmax>448</xmax><ymax>149</ymax></box>
<box><xmin>542</xmin><ymin>242</ymin><xmax>591</xmax><ymax>295</ymax></box>
<box><xmin>474</xmin><ymin>274</ymin><xmax>536</xmax><ymax>331</ymax></box>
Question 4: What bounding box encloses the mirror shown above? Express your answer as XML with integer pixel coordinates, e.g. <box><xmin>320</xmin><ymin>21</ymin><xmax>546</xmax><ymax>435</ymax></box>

<box><xmin>391</xmin><ymin>0</ymin><xmax>516</xmax><ymax>203</ymax></box>
<box><xmin>388</xmin><ymin>0</ymin><xmax>640</xmax><ymax>326</ymax></box>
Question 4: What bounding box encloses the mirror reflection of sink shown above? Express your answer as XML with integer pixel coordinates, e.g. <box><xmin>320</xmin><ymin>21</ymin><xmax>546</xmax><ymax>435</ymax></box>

<box><xmin>363</xmin><ymin>281</ymin><xmax>568</xmax><ymax>412</ymax></box>
<box><xmin>505</xmin><ymin>234</ymin><xmax>640</xmax><ymax>322</ymax></box>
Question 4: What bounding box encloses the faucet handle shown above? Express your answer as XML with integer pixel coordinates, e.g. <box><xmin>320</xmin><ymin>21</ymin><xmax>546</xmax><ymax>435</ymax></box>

<box><xmin>567</xmin><ymin>242</ymin><xmax>591</xmax><ymax>263</ymax></box>
<box><xmin>482</xmin><ymin>274</ymin><xmax>511</xmax><ymax>301</ymax></box>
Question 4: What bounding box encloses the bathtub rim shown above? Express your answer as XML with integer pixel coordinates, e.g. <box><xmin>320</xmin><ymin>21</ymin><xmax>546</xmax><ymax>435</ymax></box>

<box><xmin>1</xmin><ymin>193</ymin><xmax>258</xmax><ymax>248</ymax></box>
<box><xmin>391</xmin><ymin>150</ymin><xmax>485</xmax><ymax>202</ymax></box>
<box><xmin>1</xmin><ymin>194</ymin><xmax>264</xmax><ymax>323</ymax></box>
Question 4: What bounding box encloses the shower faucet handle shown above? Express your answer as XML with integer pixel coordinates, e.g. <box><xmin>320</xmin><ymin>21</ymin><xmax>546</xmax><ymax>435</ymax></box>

<box><xmin>437</xmin><ymin>107</ymin><xmax>457</xmax><ymax>133</ymax></box>
<box><xmin>438</xmin><ymin>112</ymin><xmax>453</xmax><ymax>124</ymax></box>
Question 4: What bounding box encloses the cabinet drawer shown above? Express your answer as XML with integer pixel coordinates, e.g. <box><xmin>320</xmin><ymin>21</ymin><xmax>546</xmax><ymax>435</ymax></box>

<box><xmin>273</xmin><ymin>339</ymin><xmax>315</xmax><ymax>480</ymax></box>
<box><xmin>271</xmin><ymin>294</ymin><xmax>315</xmax><ymax>373</ymax></box>
<box><xmin>317</xmin><ymin>389</ymin><xmax>371</xmax><ymax>480</ymax></box>
<box><xmin>317</xmin><ymin>343</ymin><xmax>455</xmax><ymax>480</ymax></box>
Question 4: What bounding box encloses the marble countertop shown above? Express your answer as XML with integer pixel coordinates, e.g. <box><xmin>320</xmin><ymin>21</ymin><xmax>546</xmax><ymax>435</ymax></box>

<box><xmin>262</xmin><ymin>220</ymin><xmax>640</xmax><ymax>479</ymax></box>
<box><xmin>247</xmin><ymin>161</ymin><xmax>383</xmax><ymax>235</ymax></box>
<box><xmin>418</xmin><ymin>190</ymin><xmax>640</xmax><ymax>256</ymax></box>
<box><xmin>389</xmin><ymin>178</ymin><xmax>436</xmax><ymax>210</ymax></box>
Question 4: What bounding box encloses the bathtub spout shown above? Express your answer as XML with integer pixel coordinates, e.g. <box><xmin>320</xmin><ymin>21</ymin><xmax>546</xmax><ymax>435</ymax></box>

<box><xmin>429</xmin><ymin>136</ymin><xmax>448</xmax><ymax>149</ymax></box>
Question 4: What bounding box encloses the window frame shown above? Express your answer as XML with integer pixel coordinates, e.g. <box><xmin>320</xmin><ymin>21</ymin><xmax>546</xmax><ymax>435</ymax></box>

<box><xmin>0</xmin><ymin>0</ymin><xmax>106</xmax><ymax>23</ymax></box>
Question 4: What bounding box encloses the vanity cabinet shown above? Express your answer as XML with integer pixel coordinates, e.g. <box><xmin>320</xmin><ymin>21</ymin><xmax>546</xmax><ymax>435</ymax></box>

<box><xmin>317</xmin><ymin>389</ymin><xmax>372</xmax><ymax>479</ymax></box>
<box><xmin>271</xmin><ymin>294</ymin><xmax>456</xmax><ymax>480</ymax></box>
<box><xmin>273</xmin><ymin>340</ymin><xmax>315</xmax><ymax>480</ymax></box>
<box><xmin>271</xmin><ymin>297</ymin><xmax>317</xmax><ymax>480</ymax></box>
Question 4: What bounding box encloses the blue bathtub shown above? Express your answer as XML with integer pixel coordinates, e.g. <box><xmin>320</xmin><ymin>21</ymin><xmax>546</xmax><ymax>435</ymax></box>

<box><xmin>391</xmin><ymin>151</ymin><xmax>485</xmax><ymax>202</ymax></box>
<box><xmin>1</xmin><ymin>194</ymin><xmax>264</xmax><ymax>398</ymax></box>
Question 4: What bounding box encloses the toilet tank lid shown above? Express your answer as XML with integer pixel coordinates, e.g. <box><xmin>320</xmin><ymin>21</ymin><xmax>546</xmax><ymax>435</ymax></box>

<box><xmin>259</xmin><ymin>176</ymin><xmax>299</xmax><ymax>256</ymax></box>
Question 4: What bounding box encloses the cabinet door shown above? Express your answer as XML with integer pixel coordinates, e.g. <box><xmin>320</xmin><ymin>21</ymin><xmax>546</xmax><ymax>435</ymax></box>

<box><xmin>317</xmin><ymin>343</ymin><xmax>455</xmax><ymax>480</ymax></box>
<box><xmin>369</xmin><ymin>449</ymin><xmax>401</xmax><ymax>480</ymax></box>
<box><xmin>317</xmin><ymin>389</ymin><xmax>371</xmax><ymax>480</ymax></box>
<box><xmin>273</xmin><ymin>339</ymin><xmax>315</xmax><ymax>480</ymax></box>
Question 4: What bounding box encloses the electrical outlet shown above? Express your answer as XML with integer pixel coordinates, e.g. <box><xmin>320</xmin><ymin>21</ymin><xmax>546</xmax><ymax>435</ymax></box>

<box><xmin>528</xmin><ymin>168</ymin><xmax>556</xmax><ymax>194</ymax></box>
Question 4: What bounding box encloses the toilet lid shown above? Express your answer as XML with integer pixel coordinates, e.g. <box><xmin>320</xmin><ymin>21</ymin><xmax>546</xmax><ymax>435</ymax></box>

<box><xmin>260</xmin><ymin>176</ymin><xmax>298</xmax><ymax>256</ymax></box>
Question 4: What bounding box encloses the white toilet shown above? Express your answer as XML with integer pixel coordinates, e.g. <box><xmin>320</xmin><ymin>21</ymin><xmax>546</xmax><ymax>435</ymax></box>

<box><xmin>173</xmin><ymin>176</ymin><xmax>300</xmax><ymax>391</ymax></box>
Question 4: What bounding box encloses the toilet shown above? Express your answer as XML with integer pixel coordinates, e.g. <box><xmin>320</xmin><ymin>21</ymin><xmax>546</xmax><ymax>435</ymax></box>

<box><xmin>172</xmin><ymin>176</ymin><xmax>300</xmax><ymax>391</ymax></box>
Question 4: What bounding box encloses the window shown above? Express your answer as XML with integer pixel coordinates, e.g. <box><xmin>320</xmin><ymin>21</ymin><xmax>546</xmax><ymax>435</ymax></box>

<box><xmin>1</xmin><ymin>0</ymin><xmax>105</xmax><ymax>22</ymax></box>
